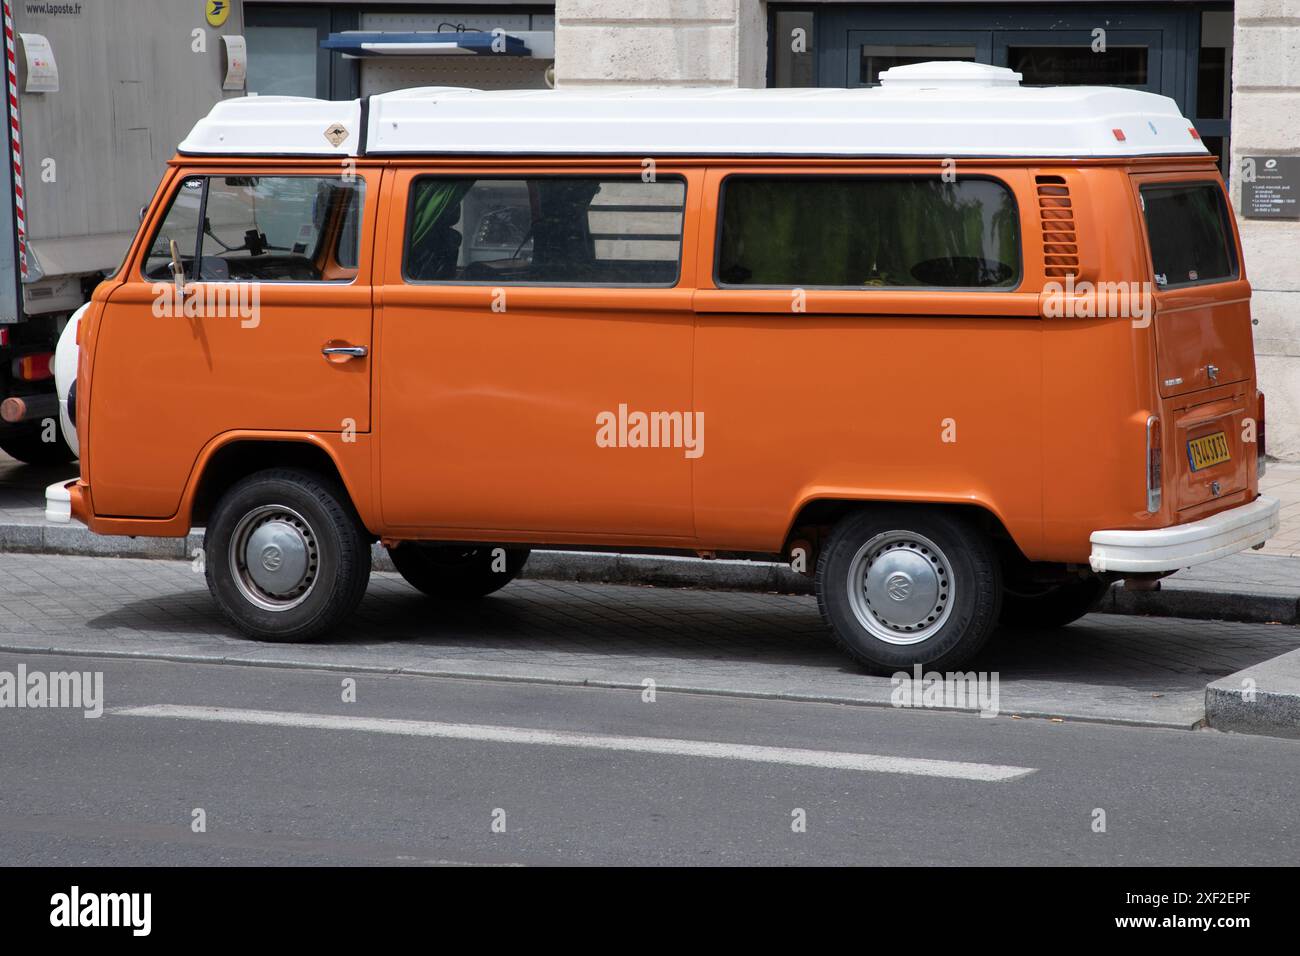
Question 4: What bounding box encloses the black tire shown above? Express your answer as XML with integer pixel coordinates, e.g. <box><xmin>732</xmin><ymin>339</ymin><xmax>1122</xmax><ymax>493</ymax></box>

<box><xmin>1000</xmin><ymin>576</ymin><xmax>1110</xmax><ymax>629</ymax></box>
<box><xmin>0</xmin><ymin>422</ymin><xmax>77</xmax><ymax>465</ymax></box>
<box><xmin>816</xmin><ymin>508</ymin><xmax>1002</xmax><ymax>675</ymax></box>
<box><xmin>204</xmin><ymin>468</ymin><xmax>370</xmax><ymax>642</ymax></box>
<box><xmin>387</xmin><ymin>543</ymin><xmax>530</xmax><ymax>599</ymax></box>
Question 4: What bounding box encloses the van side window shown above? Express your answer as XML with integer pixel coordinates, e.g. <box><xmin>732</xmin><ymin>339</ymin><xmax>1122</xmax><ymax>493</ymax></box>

<box><xmin>143</xmin><ymin>177</ymin><xmax>204</xmax><ymax>280</ymax></box>
<box><xmin>716</xmin><ymin>176</ymin><xmax>1021</xmax><ymax>289</ymax></box>
<box><xmin>142</xmin><ymin>175</ymin><xmax>365</xmax><ymax>283</ymax></box>
<box><xmin>403</xmin><ymin>177</ymin><xmax>685</xmax><ymax>285</ymax></box>
<box><xmin>1140</xmin><ymin>183</ymin><xmax>1238</xmax><ymax>288</ymax></box>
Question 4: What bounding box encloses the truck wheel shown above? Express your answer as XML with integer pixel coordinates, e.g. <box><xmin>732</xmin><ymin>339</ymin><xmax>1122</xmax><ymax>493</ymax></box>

<box><xmin>816</xmin><ymin>508</ymin><xmax>1002</xmax><ymax>675</ymax></box>
<box><xmin>204</xmin><ymin>468</ymin><xmax>370</xmax><ymax>642</ymax></box>
<box><xmin>0</xmin><ymin>424</ymin><xmax>77</xmax><ymax>465</ymax></box>
<box><xmin>1000</xmin><ymin>576</ymin><xmax>1110</xmax><ymax>629</ymax></box>
<box><xmin>387</xmin><ymin>543</ymin><xmax>530</xmax><ymax>599</ymax></box>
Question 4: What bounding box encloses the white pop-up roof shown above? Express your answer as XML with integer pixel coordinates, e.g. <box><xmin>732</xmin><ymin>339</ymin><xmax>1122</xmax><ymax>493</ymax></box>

<box><xmin>178</xmin><ymin>62</ymin><xmax>1209</xmax><ymax>160</ymax></box>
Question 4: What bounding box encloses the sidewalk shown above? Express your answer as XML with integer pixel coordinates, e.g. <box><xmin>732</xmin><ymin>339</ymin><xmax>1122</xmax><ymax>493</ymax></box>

<box><xmin>5</xmin><ymin>454</ymin><xmax>1299</xmax><ymax>625</ymax></box>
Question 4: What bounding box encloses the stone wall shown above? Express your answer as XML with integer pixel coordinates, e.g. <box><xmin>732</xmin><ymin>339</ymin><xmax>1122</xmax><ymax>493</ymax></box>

<box><xmin>1233</xmin><ymin>0</ymin><xmax>1300</xmax><ymax>459</ymax></box>
<box><xmin>555</xmin><ymin>0</ymin><xmax>767</xmax><ymax>88</ymax></box>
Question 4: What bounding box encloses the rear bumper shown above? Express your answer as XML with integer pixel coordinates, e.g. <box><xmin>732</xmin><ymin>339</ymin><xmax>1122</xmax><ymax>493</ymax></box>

<box><xmin>1090</xmin><ymin>495</ymin><xmax>1280</xmax><ymax>574</ymax></box>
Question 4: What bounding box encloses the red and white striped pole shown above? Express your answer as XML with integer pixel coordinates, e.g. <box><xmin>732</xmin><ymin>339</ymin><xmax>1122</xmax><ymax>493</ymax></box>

<box><xmin>2</xmin><ymin>0</ymin><xmax>27</xmax><ymax>281</ymax></box>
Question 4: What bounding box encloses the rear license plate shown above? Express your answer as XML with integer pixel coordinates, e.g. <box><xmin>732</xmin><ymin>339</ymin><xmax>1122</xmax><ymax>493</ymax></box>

<box><xmin>1187</xmin><ymin>431</ymin><xmax>1231</xmax><ymax>472</ymax></box>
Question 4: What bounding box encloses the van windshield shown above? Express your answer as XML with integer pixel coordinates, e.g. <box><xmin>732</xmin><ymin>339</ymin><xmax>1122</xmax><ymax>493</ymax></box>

<box><xmin>1140</xmin><ymin>182</ymin><xmax>1238</xmax><ymax>289</ymax></box>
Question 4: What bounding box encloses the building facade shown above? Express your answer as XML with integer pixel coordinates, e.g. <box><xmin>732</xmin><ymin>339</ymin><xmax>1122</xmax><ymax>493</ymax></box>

<box><xmin>244</xmin><ymin>0</ymin><xmax>1299</xmax><ymax>456</ymax></box>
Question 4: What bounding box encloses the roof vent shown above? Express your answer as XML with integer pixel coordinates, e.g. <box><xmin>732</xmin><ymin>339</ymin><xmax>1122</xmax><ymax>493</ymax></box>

<box><xmin>1036</xmin><ymin>175</ymin><xmax>1080</xmax><ymax>279</ymax></box>
<box><xmin>878</xmin><ymin>61</ymin><xmax>1023</xmax><ymax>89</ymax></box>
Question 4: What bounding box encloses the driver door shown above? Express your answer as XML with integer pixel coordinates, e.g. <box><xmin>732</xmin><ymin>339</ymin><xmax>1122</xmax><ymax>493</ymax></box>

<box><xmin>88</xmin><ymin>166</ymin><xmax>378</xmax><ymax>518</ymax></box>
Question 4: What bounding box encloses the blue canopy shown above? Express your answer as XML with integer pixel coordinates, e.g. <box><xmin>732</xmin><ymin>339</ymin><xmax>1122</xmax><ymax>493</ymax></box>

<box><xmin>321</xmin><ymin>31</ymin><xmax>532</xmax><ymax>57</ymax></box>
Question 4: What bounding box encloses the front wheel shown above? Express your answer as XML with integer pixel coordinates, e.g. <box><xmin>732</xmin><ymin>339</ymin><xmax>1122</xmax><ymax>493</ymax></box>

<box><xmin>387</xmin><ymin>543</ymin><xmax>530</xmax><ymax>599</ymax></box>
<box><xmin>204</xmin><ymin>468</ymin><xmax>371</xmax><ymax>642</ymax></box>
<box><xmin>816</xmin><ymin>508</ymin><xmax>1002</xmax><ymax>675</ymax></box>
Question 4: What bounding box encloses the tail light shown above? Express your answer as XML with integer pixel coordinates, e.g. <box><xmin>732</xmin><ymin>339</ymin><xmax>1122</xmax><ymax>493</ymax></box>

<box><xmin>1146</xmin><ymin>415</ymin><xmax>1162</xmax><ymax>513</ymax></box>
<box><xmin>12</xmin><ymin>353</ymin><xmax>53</xmax><ymax>381</ymax></box>
<box><xmin>1257</xmin><ymin>390</ymin><xmax>1267</xmax><ymax>480</ymax></box>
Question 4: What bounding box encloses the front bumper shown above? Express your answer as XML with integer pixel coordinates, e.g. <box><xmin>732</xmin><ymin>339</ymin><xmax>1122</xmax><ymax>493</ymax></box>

<box><xmin>1089</xmin><ymin>495</ymin><xmax>1280</xmax><ymax>574</ymax></box>
<box><xmin>45</xmin><ymin>478</ymin><xmax>74</xmax><ymax>523</ymax></box>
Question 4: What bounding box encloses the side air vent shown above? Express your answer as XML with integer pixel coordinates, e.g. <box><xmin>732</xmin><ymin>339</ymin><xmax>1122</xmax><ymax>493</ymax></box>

<box><xmin>1036</xmin><ymin>175</ymin><xmax>1080</xmax><ymax>279</ymax></box>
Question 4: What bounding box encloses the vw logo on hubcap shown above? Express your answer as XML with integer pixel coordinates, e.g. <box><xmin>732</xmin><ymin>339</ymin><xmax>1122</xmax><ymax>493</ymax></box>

<box><xmin>885</xmin><ymin>572</ymin><xmax>912</xmax><ymax>601</ymax></box>
<box><xmin>260</xmin><ymin>544</ymin><xmax>283</xmax><ymax>572</ymax></box>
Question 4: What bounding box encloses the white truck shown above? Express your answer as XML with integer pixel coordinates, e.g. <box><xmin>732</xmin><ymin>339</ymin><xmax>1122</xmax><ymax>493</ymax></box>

<box><xmin>0</xmin><ymin>0</ymin><xmax>243</xmax><ymax>462</ymax></box>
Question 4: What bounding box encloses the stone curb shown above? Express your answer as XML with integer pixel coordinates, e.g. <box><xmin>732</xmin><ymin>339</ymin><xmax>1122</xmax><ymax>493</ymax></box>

<box><xmin>1205</xmin><ymin>647</ymin><xmax>1300</xmax><ymax>739</ymax></box>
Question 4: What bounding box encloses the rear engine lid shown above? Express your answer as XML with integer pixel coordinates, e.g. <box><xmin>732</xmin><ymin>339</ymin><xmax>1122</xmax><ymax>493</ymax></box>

<box><xmin>1167</xmin><ymin>385</ymin><xmax>1251</xmax><ymax>512</ymax></box>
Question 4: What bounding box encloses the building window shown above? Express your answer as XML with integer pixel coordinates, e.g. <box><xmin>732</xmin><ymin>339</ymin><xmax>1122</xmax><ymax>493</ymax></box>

<box><xmin>1196</xmin><ymin>10</ymin><xmax>1234</xmax><ymax>179</ymax></box>
<box><xmin>773</xmin><ymin>11</ymin><xmax>815</xmax><ymax>88</ymax></box>
<box><xmin>246</xmin><ymin>25</ymin><xmax>319</xmax><ymax>97</ymax></box>
<box><xmin>244</xmin><ymin>4</ymin><xmax>358</xmax><ymax>100</ymax></box>
<box><xmin>1008</xmin><ymin>46</ymin><xmax>1149</xmax><ymax>87</ymax></box>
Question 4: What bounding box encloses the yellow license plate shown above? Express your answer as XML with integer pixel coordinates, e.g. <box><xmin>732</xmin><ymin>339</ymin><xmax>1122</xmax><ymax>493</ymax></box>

<box><xmin>1187</xmin><ymin>432</ymin><xmax>1231</xmax><ymax>472</ymax></box>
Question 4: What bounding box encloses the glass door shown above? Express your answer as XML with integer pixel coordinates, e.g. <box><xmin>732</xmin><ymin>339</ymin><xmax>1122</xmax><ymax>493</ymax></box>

<box><xmin>993</xmin><ymin>29</ymin><xmax>1164</xmax><ymax>94</ymax></box>
<box><xmin>845</xmin><ymin>30</ymin><xmax>993</xmax><ymax>87</ymax></box>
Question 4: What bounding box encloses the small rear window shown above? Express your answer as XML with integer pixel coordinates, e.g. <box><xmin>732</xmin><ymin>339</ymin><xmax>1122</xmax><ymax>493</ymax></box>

<box><xmin>1140</xmin><ymin>183</ymin><xmax>1238</xmax><ymax>288</ymax></box>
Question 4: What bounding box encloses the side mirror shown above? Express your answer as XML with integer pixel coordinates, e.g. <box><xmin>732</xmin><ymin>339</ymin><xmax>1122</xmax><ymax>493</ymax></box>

<box><xmin>168</xmin><ymin>238</ymin><xmax>186</xmax><ymax>299</ymax></box>
<box><xmin>138</xmin><ymin>205</ymin><xmax>147</xmax><ymax>224</ymax></box>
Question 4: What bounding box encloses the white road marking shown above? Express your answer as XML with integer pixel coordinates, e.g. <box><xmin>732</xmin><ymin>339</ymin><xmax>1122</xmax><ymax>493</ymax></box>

<box><xmin>116</xmin><ymin>704</ymin><xmax>1036</xmax><ymax>782</ymax></box>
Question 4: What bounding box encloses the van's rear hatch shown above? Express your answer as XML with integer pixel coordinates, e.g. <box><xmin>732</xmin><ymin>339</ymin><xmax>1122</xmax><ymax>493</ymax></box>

<box><xmin>1136</xmin><ymin>176</ymin><xmax>1257</xmax><ymax>513</ymax></box>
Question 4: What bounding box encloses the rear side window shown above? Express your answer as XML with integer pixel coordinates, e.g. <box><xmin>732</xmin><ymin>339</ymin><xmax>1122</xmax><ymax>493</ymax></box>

<box><xmin>1140</xmin><ymin>183</ymin><xmax>1238</xmax><ymax>288</ymax></box>
<box><xmin>716</xmin><ymin>176</ymin><xmax>1021</xmax><ymax>289</ymax></box>
<box><xmin>403</xmin><ymin>176</ymin><xmax>685</xmax><ymax>285</ymax></box>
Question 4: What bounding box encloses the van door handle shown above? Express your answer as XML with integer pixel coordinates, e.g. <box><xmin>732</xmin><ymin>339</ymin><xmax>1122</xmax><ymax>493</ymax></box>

<box><xmin>322</xmin><ymin>345</ymin><xmax>367</xmax><ymax>359</ymax></box>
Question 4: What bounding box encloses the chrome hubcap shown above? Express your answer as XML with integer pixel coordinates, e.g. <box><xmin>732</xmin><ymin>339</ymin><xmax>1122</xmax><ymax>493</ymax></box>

<box><xmin>847</xmin><ymin>531</ymin><xmax>954</xmax><ymax>645</ymax></box>
<box><xmin>229</xmin><ymin>505</ymin><xmax>318</xmax><ymax>611</ymax></box>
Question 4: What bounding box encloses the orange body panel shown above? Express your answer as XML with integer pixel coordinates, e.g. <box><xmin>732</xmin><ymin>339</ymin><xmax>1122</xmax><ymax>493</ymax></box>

<box><xmin>72</xmin><ymin>153</ymin><xmax>1260</xmax><ymax>569</ymax></box>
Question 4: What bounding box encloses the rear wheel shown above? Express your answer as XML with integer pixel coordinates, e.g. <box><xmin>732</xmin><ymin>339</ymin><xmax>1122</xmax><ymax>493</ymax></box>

<box><xmin>204</xmin><ymin>468</ymin><xmax>370</xmax><ymax>642</ymax></box>
<box><xmin>0</xmin><ymin>422</ymin><xmax>77</xmax><ymax>465</ymax></box>
<box><xmin>816</xmin><ymin>508</ymin><xmax>1001</xmax><ymax>674</ymax></box>
<box><xmin>1000</xmin><ymin>575</ymin><xmax>1110</xmax><ymax>629</ymax></box>
<box><xmin>387</xmin><ymin>543</ymin><xmax>530</xmax><ymax>599</ymax></box>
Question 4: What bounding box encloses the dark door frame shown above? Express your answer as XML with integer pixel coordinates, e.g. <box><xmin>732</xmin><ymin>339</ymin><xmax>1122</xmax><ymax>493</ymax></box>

<box><xmin>769</xmin><ymin>2</ymin><xmax>1233</xmax><ymax>131</ymax></box>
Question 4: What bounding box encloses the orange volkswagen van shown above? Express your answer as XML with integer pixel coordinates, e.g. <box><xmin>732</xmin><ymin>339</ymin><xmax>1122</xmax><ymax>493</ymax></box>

<box><xmin>50</xmin><ymin>62</ymin><xmax>1279</xmax><ymax>673</ymax></box>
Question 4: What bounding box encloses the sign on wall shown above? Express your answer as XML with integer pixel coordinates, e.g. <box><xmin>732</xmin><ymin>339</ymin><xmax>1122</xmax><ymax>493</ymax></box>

<box><xmin>18</xmin><ymin>33</ymin><xmax>58</xmax><ymax>93</ymax></box>
<box><xmin>1241</xmin><ymin>157</ymin><xmax>1300</xmax><ymax>220</ymax></box>
<box><xmin>206</xmin><ymin>1</ymin><xmax>232</xmax><ymax>29</ymax></box>
<box><xmin>221</xmin><ymin>35</ymin><xmax>246</xmax><ymax>91</ymax></box>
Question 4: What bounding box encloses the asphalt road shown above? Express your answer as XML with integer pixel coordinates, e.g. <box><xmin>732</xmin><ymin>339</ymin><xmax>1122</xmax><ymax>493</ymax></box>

<box><xmin>2</xmin><ymin>650</ymin><xmax>1297</xmax><ymax>866</ymax></box>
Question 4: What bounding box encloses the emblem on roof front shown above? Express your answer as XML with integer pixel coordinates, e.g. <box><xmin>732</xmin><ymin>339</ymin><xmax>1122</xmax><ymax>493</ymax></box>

<box><xmin>323</xmin><ymin>123</ymin><xmax>349</xmax><ymax>147</ymax></box>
